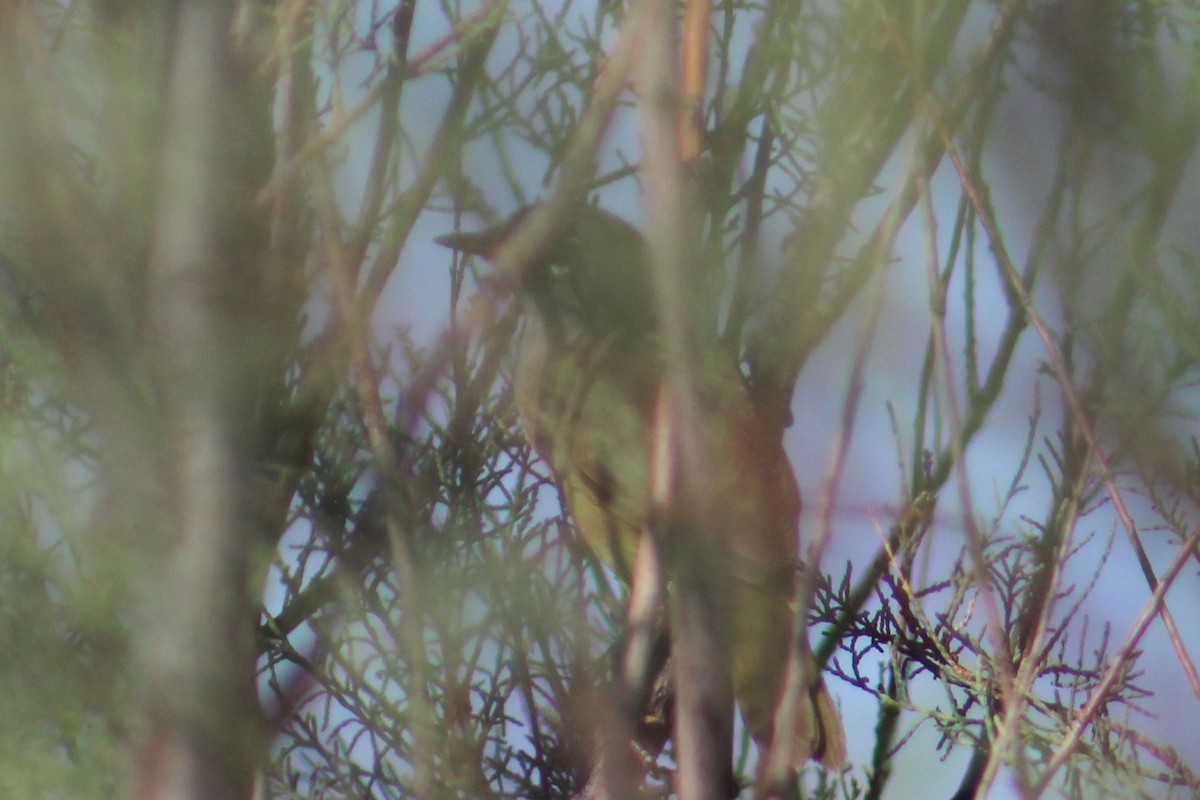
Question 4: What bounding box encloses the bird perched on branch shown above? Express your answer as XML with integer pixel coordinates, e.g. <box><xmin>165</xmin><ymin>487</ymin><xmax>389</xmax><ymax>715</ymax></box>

<box><xmin>436</xmin><ymin>203</ymin><xmax>846</xmax><ymax>770</ymax></box>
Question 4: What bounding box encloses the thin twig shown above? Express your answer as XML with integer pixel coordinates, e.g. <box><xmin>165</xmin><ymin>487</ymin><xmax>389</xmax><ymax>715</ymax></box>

<box><xmin>934</xmin><ymin>118</ymin><xmax>1200</xmax><ymax>708</ymax></box>
<box><xmin>1037</xmin><ymin>524</ymin><xmax>1200</xmax><ymax>793</ymax></box>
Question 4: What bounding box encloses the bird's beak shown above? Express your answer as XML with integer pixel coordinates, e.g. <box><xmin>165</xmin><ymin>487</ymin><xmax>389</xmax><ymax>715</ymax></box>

<box><xmin>434</xmin><ymin>224</ymin><xmax>509</xmax><ymax>258</ymax></box>
<box><xmin>436</xmin><ymin>207</ymin><xmax>535</xmax><ymax>260</ymax></box>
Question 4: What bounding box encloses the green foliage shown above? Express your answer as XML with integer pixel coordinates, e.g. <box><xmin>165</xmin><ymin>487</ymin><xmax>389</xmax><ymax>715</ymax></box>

<box><xmin>2</xmin><ymin>0</ymin><xmax>1200</xmax><ymax>798</ymax></box>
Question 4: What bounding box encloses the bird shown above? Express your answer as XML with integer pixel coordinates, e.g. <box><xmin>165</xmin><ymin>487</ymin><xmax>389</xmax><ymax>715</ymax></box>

<box><xmin>436</xmin><ymin>203</ymin><xmax>847</xmax><ymax>771</ymax></box>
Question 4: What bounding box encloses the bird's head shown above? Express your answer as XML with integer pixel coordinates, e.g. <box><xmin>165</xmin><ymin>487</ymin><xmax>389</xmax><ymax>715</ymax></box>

<box><xmin>436</xmin><ymin>204</ymin><xmax>657</xmax><ymax>342</ymax></box>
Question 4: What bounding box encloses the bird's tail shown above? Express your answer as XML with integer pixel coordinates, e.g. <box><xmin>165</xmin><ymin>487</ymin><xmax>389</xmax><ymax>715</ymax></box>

<box><xmin>728</xmin><ymin>569</ymin><xmax>846</xmax><ymax>769</ymax></box>
<box><xmin>809</xmin><ymin>677</ymin><xmax>847</xmax><ymax>768</ymax></box>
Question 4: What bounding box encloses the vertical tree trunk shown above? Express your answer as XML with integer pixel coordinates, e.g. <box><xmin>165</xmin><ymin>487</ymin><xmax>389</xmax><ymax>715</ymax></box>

<box><xmin>135</xmin><ymin>3</ymin><xmax>274</xmax><ymax>798</ymax></box>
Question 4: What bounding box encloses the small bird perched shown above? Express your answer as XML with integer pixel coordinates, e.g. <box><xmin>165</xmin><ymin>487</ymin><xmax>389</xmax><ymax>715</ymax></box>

<box><xmin>436</xmin><ymin>204</ymin><xmax>846</xmax><ymax>770</ymax></box>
